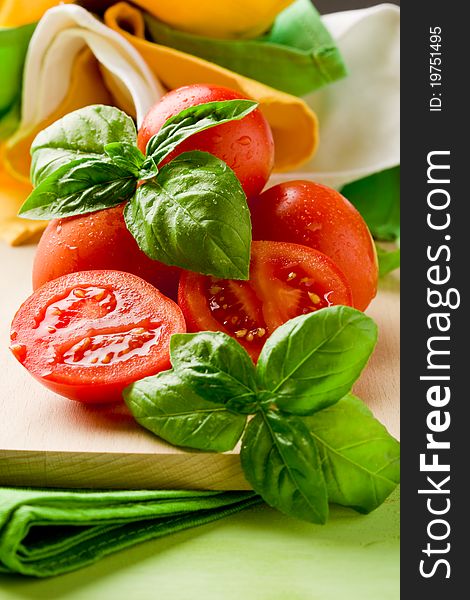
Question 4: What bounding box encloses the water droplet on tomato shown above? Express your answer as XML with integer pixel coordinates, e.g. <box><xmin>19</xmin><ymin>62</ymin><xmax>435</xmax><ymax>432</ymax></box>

<box><xmin>237</xmin><ymin>136</ymin><xmax>251</xmax><ymax>146</ymax></box>
<box><xmin>307</xmin><ymin>222</ymin><xmax>322</xmax><ymax>233</ymax></box>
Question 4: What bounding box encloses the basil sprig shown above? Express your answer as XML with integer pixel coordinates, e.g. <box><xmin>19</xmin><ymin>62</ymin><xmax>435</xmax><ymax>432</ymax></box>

<box><xmin>20</xmin><ymin>101</ymin><xmax>258</xmax><ymax>280</ymax></box>
<box><xmin>124</xmin><ymin>306</ymin><xmax>400</xmax><ymax>525</ymax></box>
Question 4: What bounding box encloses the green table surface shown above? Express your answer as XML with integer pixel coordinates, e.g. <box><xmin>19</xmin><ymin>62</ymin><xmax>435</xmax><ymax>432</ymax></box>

<box><xmin>0</xmin><ymin>489</ymin><xmax>399</xmax><ymax>599</ymax></box>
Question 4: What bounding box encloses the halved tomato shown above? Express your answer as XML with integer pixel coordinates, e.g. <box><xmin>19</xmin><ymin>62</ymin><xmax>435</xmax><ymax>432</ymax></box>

<box><xmin>10</xmin><ymin>271</ymin><xmax>186</xmax><ymax>403</ymax></box>
<box><xmin>178</xmin><ymin>241</ymin><xmax>353</xmax><ymax>360</ymax></box>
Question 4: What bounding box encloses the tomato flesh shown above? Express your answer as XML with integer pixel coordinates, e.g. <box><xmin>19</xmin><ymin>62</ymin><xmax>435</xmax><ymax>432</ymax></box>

<box><xmin>179</xmin><ymin>241</ymin><xmax>353</xmax><ymax>360</ymax></box>
<box><xmin>10</xmin><ymin>271</ymin><xmax>186</xmax><ymax>403</ymax></box>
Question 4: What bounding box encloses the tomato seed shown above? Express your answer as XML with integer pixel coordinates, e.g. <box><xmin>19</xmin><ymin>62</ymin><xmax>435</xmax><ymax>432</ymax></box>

<box><xmin>287</xmin><ymin>271</ymin><xmax>297</xmax><ymax>281</ymax></box>
<box><xmin>308</xmin><ymin>291</ymin><xmax>321</xmax><ymax>304</ymax></box>
<box><xmin>209</xmin><ymin>286</ymin><xmax>222</xmax><ymax>295</ymax></box>
<box><xmin>81</xmin><ymin>337</ymin><xmax>92</xmax><ymax>350</ymax></box>
<box><xmin>73</xmin><ymin>288</ymin><xmax>86</xmax><ymax>298</ymax></box>
<box><xmin>235</xmin><ymin>329</ymin><xmax>247</xmax><ymax>338</ymax></box>
<box><xmin>246</xmin><ymin>332</ymin><xmax>254</xmax><ymax>342</ymax></box>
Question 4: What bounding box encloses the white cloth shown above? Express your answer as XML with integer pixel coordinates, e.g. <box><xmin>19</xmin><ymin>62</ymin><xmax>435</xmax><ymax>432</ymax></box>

<box><xmin>273</xmin><ymin>3</ymin><xmax>400</xmax><ymax>188</ymax></box>
<box><xmin>18</xmin><ymin>4</ymin><xmax>161</xmax><ymax>132</ymax></box>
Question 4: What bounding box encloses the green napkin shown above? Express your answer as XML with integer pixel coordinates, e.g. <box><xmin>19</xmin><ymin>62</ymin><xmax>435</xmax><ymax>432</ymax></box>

<box><xmin>0</xmin><ymin>487</ymin><xmax>261</xmax><ymax>577</ymax></box>
<box><xmin>340</xmin><ymin>167</ymin><xmax>401</xmax><ymax>242</ymax></box>
<box><xmin>0</xmin><ymin>22</ymin><xmax>35</xmax><ymax>139</ymax></box>
<box><xmin>144</xmin><ymin>0</ymin><xmax>346</xmax><ymax>96</ymax></box>
<box><xmin>340</xmin><ymin>166</ymin><xmax>400</xmax><ymax>277</ymax></box>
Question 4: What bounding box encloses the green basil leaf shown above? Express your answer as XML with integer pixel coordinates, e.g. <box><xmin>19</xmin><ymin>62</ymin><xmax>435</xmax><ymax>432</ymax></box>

<box><xmin>143</xmin><ymin>99</ymin><xmax>258</xmax><ymax>167</ymax></box>
<box><xmin>240</xmin><ymin>411</ymin><xmax>328</xmax><ymax>524</ymax></box>
<box><xmin>376</xmin><ymin>243</ymin><xmax>401</xmax><ymax>277</ymax></box>
<box><xmin>170</xmin><ymin>332</ymin><xmax>258</xmax><ymax>413</ymax></box>
<box><xmin>256</xmin><ymin>307</ymin><xmax>378</xmax><ymax>415</ymax></box>
<box><xmin>340</xmin><ymin>167</ymin><xmax>400</xmax><ymax>241</ymax></box>
<box><xmin>305</xmin><ymin>394</ymin><xmax>400</xmax><ymax>513</ymax></box>
<box><xmin>104</xmin><ymin>142</ymin><xmax>145</xmax><ymax>177</ymax></box>
<box><xmin>125</xmin><ymin>150</ymin><xmax>251</xmax><ymax>279</ymax></box>
<box><xmin>18</xmin><ymin>158</ymin><xmax>137</xmax><ymax>220</ymax></box>
<box><xmin>30</xmin><ymin>105</ymin><xmax>137</xmax><ymax>186</ymax></box>
<box><xmin>123</xmin><ymin>370</ymin><xmax>246</xmax><ymax>452</ymax></box>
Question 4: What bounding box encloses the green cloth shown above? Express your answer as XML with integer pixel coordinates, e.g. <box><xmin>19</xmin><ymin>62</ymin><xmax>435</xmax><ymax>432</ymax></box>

<box><xmin>144</xmin><ymin>0</ymin><xmax>347</xmax><ymax>96</ymax></box>
<box><xmin>0</xmin><ymin>488</ymin><xmax>400</xmax><ymax>598</ymax></box>
<box><xmin>0</xmin><ymin>487</ymin><xmax>260</xmax><ymax>577</ymax></box>
<box><xmin>340</xmin><ymin>167</ymin><xmax>401</xmax><ymax>242</ymax></box>
<box><xmin>0</xmin><ymin>23</ymin><xmax>35</xmax><ymax>139</ymax></box>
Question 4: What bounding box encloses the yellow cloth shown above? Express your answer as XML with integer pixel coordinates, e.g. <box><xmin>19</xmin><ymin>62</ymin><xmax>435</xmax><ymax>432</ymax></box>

<box><xmin>1</xmin><ymin>48</ymin><xmax>112</xmax><ymax>243</ymax></box>
<box><xmin>0</xmin><ymin>0</ymin><xmax>70</xmax><ymax>26</ymax></box>
<box><xmin>130</xmin><ymin>0</ymin><xmax>295</xmax><ymax>39</ymax></box>
<box><xmin>0</xmin><ymin>0</ymin><xmax>293</xmax><ymax>39</ymax></box>
<box><xmin>0</xmin><ymin>152</ymin><xmax>37</xmax><ymax>245</ymax></box>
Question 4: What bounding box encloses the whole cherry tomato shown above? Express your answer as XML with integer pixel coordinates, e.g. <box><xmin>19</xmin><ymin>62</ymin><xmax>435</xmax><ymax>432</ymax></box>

<box><xmin>32</xmin><ymin>204</ymin><xmax>181</xmax><ymax>300</ymax></box>
<box><xmin>137</xmin><ymin>84</ymin><xmax>274</xmax><ymax>199</ymax></box>
<box><xmin>251</xmin><ymin>181</ymin><xmax>378</xmax><ymax>310</ymax></box>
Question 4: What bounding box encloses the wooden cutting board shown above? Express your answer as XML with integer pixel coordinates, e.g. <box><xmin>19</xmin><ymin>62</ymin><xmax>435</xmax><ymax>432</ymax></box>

<box><xmin>0</xmin><ymin>242</ymin><xmax>399</xmax><ymax>490</ymax></box>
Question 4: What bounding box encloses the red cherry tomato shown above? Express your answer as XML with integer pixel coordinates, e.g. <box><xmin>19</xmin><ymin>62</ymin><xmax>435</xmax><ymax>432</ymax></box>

<box><xmin>251</xmin><ymin>181</ymin><xmax>378</xmax><ymax>311</ymax></box>
<box><xmin>10</xmin><ymin>270</ymin><xmax>186</xmax><ymax>403</ymax></box>
<box><xmin>32</xmin><ymin>204</ymin><xmax>181</xmax><ymax>300</ymax></box>
<box><xmin>178</xmin><ymin>241</ymin><xmax>352</xmax><ymax>361</ymax></box>
<box><xmin>137</xmin><ymin>84</ymin><xmax>274</xmax><ymax>199</ymax></box>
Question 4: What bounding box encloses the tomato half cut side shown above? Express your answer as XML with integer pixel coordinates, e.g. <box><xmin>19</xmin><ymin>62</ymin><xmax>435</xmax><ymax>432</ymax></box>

<box><xmin>178</xmin><ymin>241</ymin><xmax>353</xmax><ymax>361</ymax></box>
<box><xmin>10</xmin><ymin>271</ymin><xmax>186</xmax><ymax>403</ymax></box>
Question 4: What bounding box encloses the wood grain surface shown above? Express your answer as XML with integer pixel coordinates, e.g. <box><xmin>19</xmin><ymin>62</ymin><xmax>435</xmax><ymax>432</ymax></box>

<box><xmin>0</xmin><ymin>243</ymin><xmax>399</xmax><ymax>490</ymax></box>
